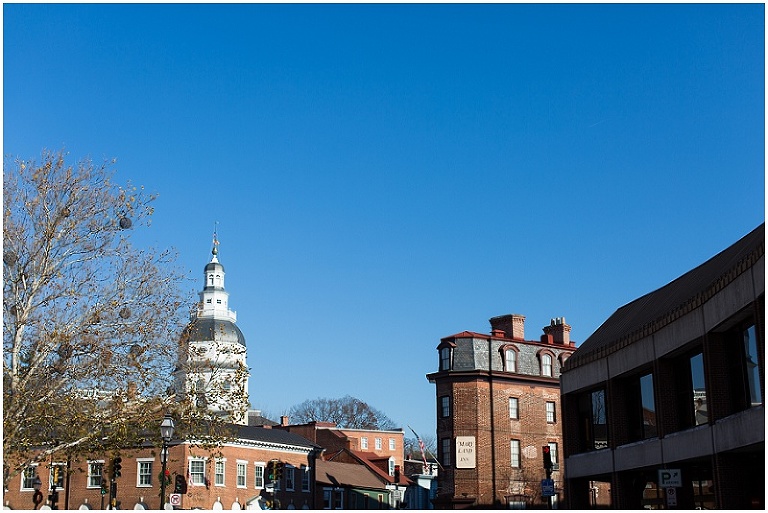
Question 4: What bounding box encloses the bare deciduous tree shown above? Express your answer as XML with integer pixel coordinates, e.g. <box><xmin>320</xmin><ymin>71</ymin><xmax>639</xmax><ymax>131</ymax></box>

<box><xmin>288</xmin><ymin>395</ymin><xmax>397</xmax><ymax>430</ymax></box>
<box><xmin>2</xmin><ymin>150</ymin><xmax>191</xmax><ymax>488</ymax></box>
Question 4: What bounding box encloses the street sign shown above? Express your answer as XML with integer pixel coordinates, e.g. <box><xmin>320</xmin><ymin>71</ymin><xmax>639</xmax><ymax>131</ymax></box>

<box><xmin>666</xmin><ymin>487</ymin><xmax>677</xmax><ymax>507</ymax></box>
<box><xmin>541</xmin><ymin>479</ymin><xmax>555</xmax><ymax>497</ymax></box>
<box><xmin>169</xmin><ymin>493</ymin><xmax>182</xmax><ymax>507</ymax></box>
<box><xmin>658</xmin><ymin>469</ymin><xmax>682</xmax><ymax>488</ymax></box>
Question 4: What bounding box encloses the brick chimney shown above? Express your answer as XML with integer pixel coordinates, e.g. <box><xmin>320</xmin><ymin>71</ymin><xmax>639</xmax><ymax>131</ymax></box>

<box><xmin>280</xmin><ymin>415</ymin><xmax>290</xmax><ymax>427</ymax></box>
<box><xmin>489</xmin><ymin>314</ymin><xmax>525</xmax><ymax>341</ymax></box>
<box><xmin>542</xmin><ymin>317</ymin><xmax>571</xmax><ymax>345</ymax></box>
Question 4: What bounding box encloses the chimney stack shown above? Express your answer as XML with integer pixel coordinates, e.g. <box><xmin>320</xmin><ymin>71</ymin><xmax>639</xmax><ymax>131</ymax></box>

<box><xmin>489</xmin><ymin>314</ymin><xmax>526</xmax><ymax>341</ymax></box>
<box><xmin>542</xmin><ymin>317</ymin><xmax>571</xmax><ymax>346</ymax></box>
<box><xmin>280</xmin><ymin>415</ymin><xmax>290</xmax><ymax>427</ymax></box>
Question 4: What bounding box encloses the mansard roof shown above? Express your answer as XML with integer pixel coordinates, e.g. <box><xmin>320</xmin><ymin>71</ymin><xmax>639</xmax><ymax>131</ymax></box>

<box><xmin>566</xmin><ymin>223</ymin><xmax>764</xmax><ymax>370</ymax></box>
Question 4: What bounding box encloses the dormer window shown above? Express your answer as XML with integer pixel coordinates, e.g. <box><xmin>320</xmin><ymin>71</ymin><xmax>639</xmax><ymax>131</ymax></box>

<box><xmin>440</xmin><ymin>347</ymin><xmax>452</xmax><ymax>371</ymax></box>
<box><xmin>541</xmin><ymin>353</ymin><xmax>553</xmax><ymax>377</ymax></box>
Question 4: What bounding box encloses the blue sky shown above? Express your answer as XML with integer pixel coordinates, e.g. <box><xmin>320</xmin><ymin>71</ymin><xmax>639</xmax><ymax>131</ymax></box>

<box><xmin>4</xmin><ymin>3</ymin><xmax>764</xmax><ymax>440</ymax></box>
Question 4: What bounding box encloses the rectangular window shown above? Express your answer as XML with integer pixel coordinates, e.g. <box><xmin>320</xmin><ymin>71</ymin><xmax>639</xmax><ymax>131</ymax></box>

<box><xmin>87</xmin><ymin>461</ymin><xmax>104</xmax><ymax>488</ymax></box>
<box><xmin>691</xmin><ymin>353</ymin><xmax>707</xmax><ymax>426</ymax></box>
<box><xmin>301</xmin><ymin>466</ymin><xmax>310</xmax><ymax>492</ymax></box>
<box><xmin>577</xmin><ymin>388</ymin><xmax>608</xmax><ymax>451</ymax></box>
<box><xmin>505</xmin><ymin>349</ymin><xmax>517</xmax><ymax>372</ymax></box>
<box><xmin>743</xmin><ymin>324</ymin><xmax>762</xmax><ymax>406</ymax></box>
<box><xmin>375</xmin><ymin>437</ymin><xmax>382</xmax><ymax>450</ymax></box>
<box><xmin>389</xmin><ymin>438</ymin><xmax>396</xmax><ymax>451</ymax></box>
<box><xmin>361</xmin><ymin>437</ymin><xmax>368</xmax><ymax>450</ymax></box>
<box><xmin>323</xmin><ymin>489</ymin><xmax>332</xmax><ymax>509</ymax></box>
<box><xmin>50</xmin><ymin>462</ymin><xmax>66</xmax><ymax>489</ymax></box>
<box><xmin>254</xmin><ymin>464</ymin><xmax>265</xmax><ymax>488</ymax></box>
<box><xmin>21</xmin><ymin>466</ymin><xmax>38</xmax><ymax>490</ymax></box>
<box><xmin>509</xmin><ymin>397</ymin><xmax>519</xmax><ymax>419</ymax></box>
<box><xmin>440</xmin><ymin>396</ymin><xmax>451</xmax><ymax>418</ymax></box>
<box><xmin>189</xmin><ymin>459</ymin><xmax>206</xmax><ymax>485</ymax></box>
<box><xmin>440</xmin><ymin>347</ymin><xmax>452</xmax><ymax>371</ymax></box>
<box><xmin>237</xmin><ymin>462</ymin><xmax>247</xmax><ymax>488</ymax></box>
<box><xmin>285</xmin><ymin>466</ymin><xmax>295</xmax><ymax>491</ymax></box>
<box><xmin>137</xmin><ymin>460</ymin><xmax>153</xmax><ymax>487</ymax></box>
<box><xmin>215</xmin><ymin>460</ymin><xmax>225</xmax><ymax>486</ymax></box>
<box><xmin>592</xmin><ymin>389</ymin><xmax>607</xmax><ymax>448</ymax></box>
<box><xmin>547</xmin><ymin>442</ymin><xmax>558</xmax><ymax>464</ymax></box>
<box><xmin>640</xmin><ymin>373</ymin><xmax>657</xmax><ymax>439</ymax></box>
<box><xmin>510</xmin><ymin>439</ymin><xmax>521</xmax><ymax>468</ymax></box>
<box><xmin>546</xmin><ymin>401</ymin><xmax>556</xmax><ymax>423</ymax></box>
<box><xmin>440</xmin><ymin>438</ymin><xmax>451</xmax><ymax>467</ymax></box>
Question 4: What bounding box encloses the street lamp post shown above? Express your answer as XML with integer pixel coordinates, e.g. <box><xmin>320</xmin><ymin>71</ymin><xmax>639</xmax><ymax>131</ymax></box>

<box><xmin>159</xmin><ymin>414</ymin><xmax>175</xmax><ymax>510</ymax></box>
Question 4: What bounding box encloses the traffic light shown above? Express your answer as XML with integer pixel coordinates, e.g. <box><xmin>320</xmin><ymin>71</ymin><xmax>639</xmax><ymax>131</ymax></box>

<box><xmin>267</xmin><ymin>461</ymin><xmax>276</xmax><ymax>481</ymax></box>
<box><xmin>174</xmin><ymin>474</ymin><xmax>188</xmax><ymax>494</ymax></box>
<box><xmin>275</xmin><ymin>462</ymin><xmax>284</xmax><ymax>481</ymax></box>
<box><xmin>100</xmin><ymin>478</ymin><xmax>108</xmax><ymax>496</ymax></box>
<box><xmin>542</xmin><ymin>445</ymin><xmax>553</xmax><ymax>470</ymax></box>
<box><xmin>111</xmin><ymin>457</ymin><xmax>122</xmax><ymax>478</ymax></box>
<box><xmin>394</xmin><ymin>465</ymin><xmax>401</xmax><ymax>483</ymax></box>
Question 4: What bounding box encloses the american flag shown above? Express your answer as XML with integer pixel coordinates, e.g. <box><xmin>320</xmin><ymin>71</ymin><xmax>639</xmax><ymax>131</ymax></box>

<box><xmin>408</xmin><ymin>425</ymin><xmax>429</xmax><ymax>474</ymax></box>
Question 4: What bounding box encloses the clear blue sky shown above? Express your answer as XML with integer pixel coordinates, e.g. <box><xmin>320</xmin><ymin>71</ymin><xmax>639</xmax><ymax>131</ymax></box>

<box><xmin>4</xmin><ymin>4</ymin><xmax>764</xmax><ymax>440</ymax></box>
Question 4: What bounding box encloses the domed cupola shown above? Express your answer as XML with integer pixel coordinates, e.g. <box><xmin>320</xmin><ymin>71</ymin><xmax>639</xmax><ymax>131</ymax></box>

<box><xmin>173</xmin><ymin>231</ymin><xmax>250</xmax><ymax>424</ymax></box>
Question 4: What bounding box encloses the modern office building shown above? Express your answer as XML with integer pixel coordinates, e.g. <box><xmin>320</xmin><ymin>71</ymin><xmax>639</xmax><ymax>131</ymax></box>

<box><xmin>427</xmin><ymin>314</ymin><xmax>576</xmax><ymax>508</ymax></box>
<box><xmin>560</xmin><ymin>223</ymin><xmax>764</xmax><ymax>509</ymax></box>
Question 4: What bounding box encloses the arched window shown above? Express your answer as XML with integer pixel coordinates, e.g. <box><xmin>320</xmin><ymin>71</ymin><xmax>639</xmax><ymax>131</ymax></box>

<box><xmin>505</xmin><ymin>349</ymin><xmax>517</xmax><ymax>373</ymax></box>
<box><xmin>541</xmin><ymin>353</ymin><xmax>553</xmax><ymax>377</ymax></box>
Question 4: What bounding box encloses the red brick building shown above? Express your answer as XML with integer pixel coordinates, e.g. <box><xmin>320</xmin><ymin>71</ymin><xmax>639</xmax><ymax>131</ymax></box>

<box><xmin>427</xmin><ymin>314</ymin><xmax>575</xmax><ymax>508</ymax></box>
<box><xmin>3</xmin><ymin>425</ymin><xmax>321</xmax><ymax>510</ymax></box>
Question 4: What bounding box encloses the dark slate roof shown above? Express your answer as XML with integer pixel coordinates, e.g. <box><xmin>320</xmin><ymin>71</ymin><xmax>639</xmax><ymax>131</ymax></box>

<box><xmin>234</xmin><ymin>424</ymin><xmax>321</xmax><ymax>449</ymax></box>
<box><xmin>182</xmin><ymin>317</ymin><xmax>246</xmax><ymax>346</ymax></box>
<box><xmin>566</xmin><ymin>223</ymin><xmax>764</xmax><ymax>370</ymax></box>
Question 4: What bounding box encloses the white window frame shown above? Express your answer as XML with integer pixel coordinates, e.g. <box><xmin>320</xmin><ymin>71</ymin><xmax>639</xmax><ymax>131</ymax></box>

<box><xmin>301</xmin><ymin>465</ymin><xmax>310</xmax><ymax>492</ymax></box>
<box><xmin>136</xmin><ymin>458</ymin><xmax>154</xmax><ymax>487</ymax></box>
<box><xmin>21</xmin><ymin>465</ymin><xmax>39</xmax><ymax>491</ymax></box>
<box><xmin>50</xmin><ymin>462</ymin><xmax>66</xmax><ymax>489</ymax></box>
<box><xmin>87</xmin><ymin>461</ymin><xmax>105</xmax><ymax>489</ymax></box>
<box><xmin>254</xmin><ymin>463</ymin><xmax>265</xmax><ymax>489</ymax></box>
<box><xmin>285</xmin><ymin>465</ymin><xmax>295</xmax><ymax>491</ymax></box>
<box><xmin>389</xmin><ymin>438</ymin><xmax>396</xmax><ymax>451</ymax></box>
<box><xmin>375</xmin><ymin>437</ymin><xmax>382</xmax><ymax>450</ymax></box>
<box><xmin>546</xmin><ymin>401</ymin><xmax>556</xmax><ymax>423</ymax></box>
<box><xmin>360</xmin><ymin>437</ymin><xmax>368</xmax><ymax>450</ymax></box>
<box><xmin>215</xmin><ymin>458</ymin><xmax>226</xmax><ymax>486</ymax></box>
<box><xmin>510</xmin><ymin>439</ymin><xmax>521</xmax><ymax>468</ymax></box>
<box><xmin>236</xmin><ymin>461</ymin><xmax>247</xmax><ymax>488</ymax></box>
<box><xmin>509</xmin><ymin>397</ymin><xmax>519</xmax><ymax>419</ymax></box>
<box><xmin>541</xmin><ymin>354</ymin><xmax>553</xmax><ymax>377</ymax></box>
<box><xmin>548</xmin><ymin>442</ymin><xmax>558</xmax><ymax>464</ymax></box>
<box><xmin>189</xmin><ymin>457</ymin><xmax>207</xmax><ymax>486</ymax></box>
<box><xmin>505</xmin><ymin>349</ymin><xmax>517</xmax><ymax>372</ymax></box>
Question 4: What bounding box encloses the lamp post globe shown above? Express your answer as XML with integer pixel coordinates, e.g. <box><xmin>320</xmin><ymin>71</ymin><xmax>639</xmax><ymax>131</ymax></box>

<box><xmin>159</xmin><ymin>414</ymin><xmax>175</xmax><ymax>509</ymax></box>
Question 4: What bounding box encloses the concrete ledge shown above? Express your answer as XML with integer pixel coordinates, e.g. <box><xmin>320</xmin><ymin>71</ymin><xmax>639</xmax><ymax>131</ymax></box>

<box><xmin>703</xmin><ymin>270</ymin><xmax>756</xmax><ymax>332</ymax></box>
<box><xmin>613</xmin><ymin>438</ymin><xmax>663</xmax><ymax>471</ymax></box>
<box><xmin>561</xmin><ymin>358</ymin><xmax>608</xmax><ymax>394</ymax></box>
<box><xmin>608</xmin><ymin>335</ymin><xmax>654</xmax><ymax>378</ymax></box>
<box><xmin>563</xmin><ymin>449</ymin><xmax>613</xmax><ymax>478</ymax></box>
<box><xmin>661</xmin><ymin>424</ymin><xmax>714</xmax><ymax>462</ymax></box>
<box><xmin>654</xmin><ymin>309</ymin><xmax>704</xmax><ymax>359</ymax></box>
<box><xmin>713</xmin><ymin>406</ymin><xmax>764</xmax><ymax>452</ymax></box>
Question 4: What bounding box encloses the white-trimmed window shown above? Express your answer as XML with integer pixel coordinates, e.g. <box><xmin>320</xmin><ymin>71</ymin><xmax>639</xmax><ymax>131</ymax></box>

<box><xmin>389</xmin><ymin>438</ymin><xmax>396</xmax><ymax>451</ymax></box>
<box><xmin>509</xmin><ymin>397</ymin><xmax>519</xmax><ymax>419</ymax></box>
<box><xmin>548</xmin><ymin>442</ymin><xmax>559</xmax><ymax>465</ymax></box>
<box><xmin>137</xmin><ymin>459</ymin><xmax>154</xmax><ymax>487</ymax></box>
<box><xmin>388</xmin><ymin>457</ymin><xmax>395</xmax><ymax>476</ymax></box>
<box><xmin>510</xmin><ymin>439</ymin><xmax>521</xmax><ymax>468</ymax></box>
<box><xmin>236</xmin><ymin>461</ymin><xmax>247</xmax><ymax>488</ymax></box>
<box><xmin>285</xmin><ymin>466</ymin><xmax>295</xmax><ymax>491</ymax></box>
<box><xmin>254</xmin><ymin>463</ymin><xmax>265</xmax><ymax>488</ymax></box>
<box><xmin>21</xmin><ymin>465</ymin><xmax>38</xmax><ymax>491</ymax></box>
<box><xmin>375</xmin><ymin>438</ymin><xmax>382</xmax><ymax>450</ymax></box>
<box><xmin>546</xmin><ymin>401</ymin><xmax>557</xmax><ymax>423</ymax></box>
<box><xmin>189</xmin><ymin>458</ymin><xmax>206</xmax><ymax>485</ymax></box>
<box><xmin>87</xmin><ymin>461</ymin><xmax>105</xmax><ymax>488</ymax></box>
<box><xmin>215</xmin><ymin>459</ymin><xmax>226</xmax><ymax>486</ymax></box>
<box><xmin>301</xmin><ymin>466</ymin><xmax>310</xmax><ymax>492</ymax></box>
<box><xmin>360</xmin><ymin>437</ymin><xmax>368</xmax><ymax>450</ymax></box>
<box><xmin>505</xmin><ymin>349</ymin><xmax>517</xmax><ymax>372</ymax></box>
<box><xmin>50</xmin><ymin>462</ymin><xmax>66</xmax><ymax>489</ymax></box>
<box><xmin>541</xmin><ymin>354</ymin><xmax>553</xmax><ymax>377</ymax></box>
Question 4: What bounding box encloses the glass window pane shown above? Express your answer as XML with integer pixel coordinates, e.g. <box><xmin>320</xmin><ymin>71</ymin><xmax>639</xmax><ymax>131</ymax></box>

<box><xmin>640</xmin><ymin>373</ymin><xmax>657</xmax><ymax>438</ymax></box>
<box><xmin>691</xmin><ymin>353</ymin><xmax>708</xmax><ymax>425</ymax></box>
<box><xmin>744</xmin><ymin>325</ymin><xmax>762</xmax><ymax>405</ymax></box>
